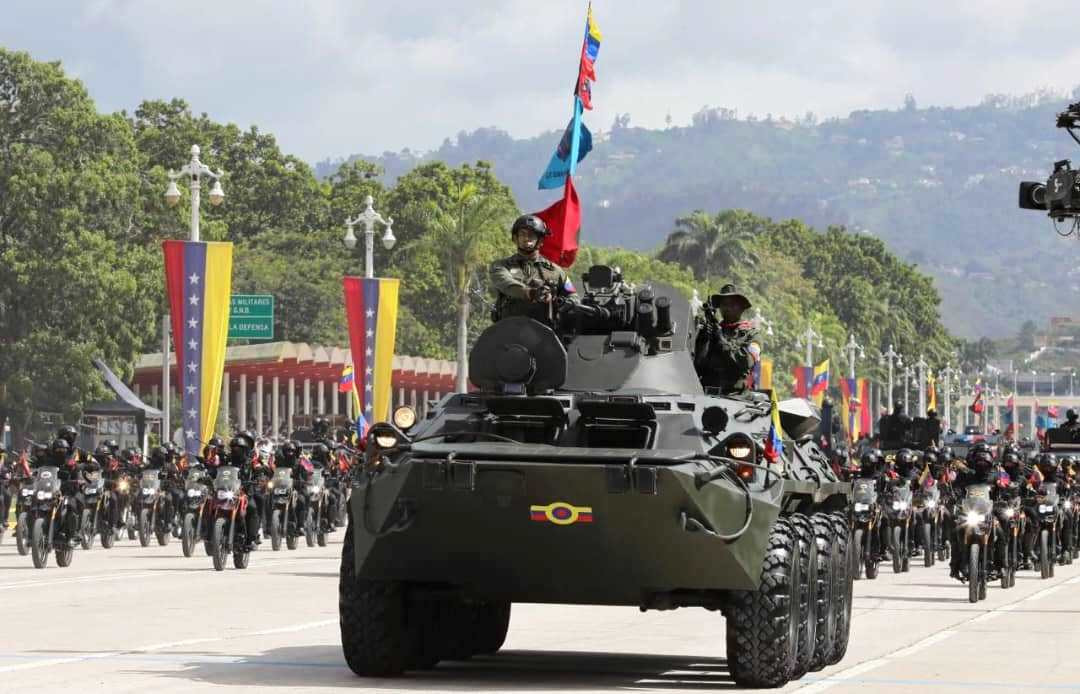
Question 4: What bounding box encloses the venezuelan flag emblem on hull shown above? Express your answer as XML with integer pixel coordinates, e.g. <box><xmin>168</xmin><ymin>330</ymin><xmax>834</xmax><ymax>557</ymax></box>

<box><xmin>530</xmin><ymin>502</ymin><xmax>594</xmax><ymax>525</ymax></box>
<box><xmin>163</xmin><ymin>240</ymin><xmax>234</xmax><ymax>458</ymax></box>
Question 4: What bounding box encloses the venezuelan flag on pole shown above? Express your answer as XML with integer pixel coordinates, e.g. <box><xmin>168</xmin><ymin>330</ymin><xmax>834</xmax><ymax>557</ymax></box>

<box><xmin>163</xmin><ymin>240</ymin><xmax>233</xmax><ymax>458</ymax></box>
<box><xmin>343</xmin><ymin>277</ymin><xmax>400</xmax><ymax>424</ymax></box>
<box><xmin>810</xmin><ymin>360</ymin><xmax>829</xmax><ymax>406</ymax></box>
<box><xmin>764</xmin><ymin>388</ymin><xmax>784</xmax><ymax>462</ymax></box>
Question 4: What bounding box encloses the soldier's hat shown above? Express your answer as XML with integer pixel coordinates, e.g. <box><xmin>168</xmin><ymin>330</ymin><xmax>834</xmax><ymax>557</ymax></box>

<box><xmin>711</xmin><ymin>283</ymin><xmax>751</xmax><ymax>312</ymax></box>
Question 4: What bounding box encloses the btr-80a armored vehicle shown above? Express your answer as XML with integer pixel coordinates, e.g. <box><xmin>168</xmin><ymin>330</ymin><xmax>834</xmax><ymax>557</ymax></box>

<box><xmin>340</xmin><ymin>265</ymin><xmax>853</xmax><ymax>688</ymax></box>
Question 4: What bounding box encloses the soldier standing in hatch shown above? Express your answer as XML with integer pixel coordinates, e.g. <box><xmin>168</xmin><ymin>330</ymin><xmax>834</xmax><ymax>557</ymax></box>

<box><xmin>489</xmin><ymin>214</ymin><xmax>576</xmax><ymax>327</ymax></box>
<box><xmin>694</xmin><ymin>284</ymin><xmax>759</xmax><ymax>395</ymax></box>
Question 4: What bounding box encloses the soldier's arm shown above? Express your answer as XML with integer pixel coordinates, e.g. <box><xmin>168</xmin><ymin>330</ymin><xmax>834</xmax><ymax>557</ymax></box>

<box><xmin>489</xmin><ymin>261</ymin><xmax>530</xmax><ymax>301</ymax></box>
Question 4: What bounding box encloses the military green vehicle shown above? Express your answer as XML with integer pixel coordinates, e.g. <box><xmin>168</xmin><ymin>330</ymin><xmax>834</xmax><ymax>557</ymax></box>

<box><xmin>339</xmin><ymin>265</ymin><xmax>854</xmax><ymax>688</ymax></box>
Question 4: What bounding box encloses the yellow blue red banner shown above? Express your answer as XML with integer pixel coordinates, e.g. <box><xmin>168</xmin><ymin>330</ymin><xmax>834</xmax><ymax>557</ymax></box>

<box><xmin>343</xmin><ymin>277</ymin><xmax>400</xmax><ymax>424</ymax></box>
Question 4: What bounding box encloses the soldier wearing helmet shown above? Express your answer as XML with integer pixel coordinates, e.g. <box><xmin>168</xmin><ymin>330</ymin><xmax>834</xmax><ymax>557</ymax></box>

<box><xmin>489</xmin><ymin>214</ymin><xmax>577</xmax><ymax>326</ymax></box>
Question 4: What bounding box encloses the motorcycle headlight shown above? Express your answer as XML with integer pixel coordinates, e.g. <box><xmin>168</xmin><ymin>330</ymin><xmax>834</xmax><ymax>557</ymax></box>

<box><xmin>1040</xmin><ymin>504</ymin><xmax>1055</xmax><ymax>514</ymax></box>
<box><xmin>306</xmin><ymin>485</ymin><xmax>317</xmax><ymax>495</ymax></box>
<box><xmin>892</xmin><ymin>500</ymin><xmax>909</xmax><ymax>511</ymax></box>
<box><xmin>853</xmin><ymin>502</ymin><xmax>869</xmax><ymax>512</ymax></box>
<box><xmin>21</xmin><ymin>488</ymin><xmax>32</xmax><ymax>496</ymax></box>
<box><xmin>274</xmin><ymin>487</ymin><xmax>288</xmax><ymax>495</ymax></box>
<box><xmin>965</xmin><ymin>511</ymin><xmax>983</xmax><ymax>527</ymax></box>
<box><xmin>142</xmin><ymin>488</ymin><xmax>154</xmax><ymax>496</ymax></box>
<box><xmin>186</xmin><ymin>488</ymin><xmax>202</xmax><ymax>497</ymax></box>
<box><xmin>216</xmin><ymin>490</ymin><xmax>235</xmax><ymax>500</ymax></box>
<box><xmin>35</xmin><ymin>490</ymin><xmax>52</xmax><ymax>500</ymax></box>
<box><xmin>1004</xmin><ymin>507</ymin><xmax>1015</xmax><ymax>519</ymax></box>
<box><xmin>927</xmin><ymin>499</ymin><xmax>937</xmax><ymax>508</ymax></box>
<box><xmin>1065</xmin><ymin>500</ymin><xmax>1073</xmax><ymax>511</ymax></box>
<box><xmin>118</xmin><ymin>480</ymin><xmax>129</xmax><ymax>491</ymax></box>
<box><xmin>85</xmin><ymin>487</ymin><xmax>98</xmax><ymax>494</ymax></box>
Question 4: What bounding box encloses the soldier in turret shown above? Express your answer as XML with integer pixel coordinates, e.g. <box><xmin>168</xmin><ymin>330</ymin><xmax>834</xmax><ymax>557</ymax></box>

<box><xmin>489</xmin><ymin>214</ymin><xmax>577</xmax><ymax>327</ymax></box>
<box><xmin>693</xmin><ymin>284</ymin><xmax>759</xmax><ymax>395</ymax></box>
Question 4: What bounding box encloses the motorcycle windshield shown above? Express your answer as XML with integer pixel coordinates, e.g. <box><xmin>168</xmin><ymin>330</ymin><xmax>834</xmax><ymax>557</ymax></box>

<box><xmin>1043</xmin><ymin>482</ymin><xmax>1059</xmax><ymax>505</ymax></box>
<box><xmin>963</xmin><ymin>484</ymin><xmax>993</xmax><ymax>515</ymax></box>
<box><xmin>852</xmin><ymin>478</ymin><xmax>877</xmax><ymax>505</ymax></box>
<box><xmin>214</xmin><ymin>466</ymin><xmax>241</xmax><ymax>492</ymax></box>
<box><xmin>272</xmin><ymin>469</ymin><xmax>293</xmax><ymax>488</ymax></box>
<box><xmin>33</xmin><ymin>466</ymin><xmax>61</xmax><ymax>493</ymax></box>
<box><xmin>893</xmin><ymin>487</ymin><xmax>913</xmax><ymax>503</ymax></box>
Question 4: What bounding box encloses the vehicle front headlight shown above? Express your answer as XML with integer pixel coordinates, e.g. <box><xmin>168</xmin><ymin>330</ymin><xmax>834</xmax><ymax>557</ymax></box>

<box><xmin>1040</xmin><ymin>504</ymin><xmax>1055</xmax><ymax>514</ymax></box>
<box><xmin>854</xmin><ymin>502</ymin><xmax>869</xmax><ymax>512</ymax></box>
<box><xmin>1004</xmin><ymin>507</ymin><xmax>1015</xmax><ymax>519</ymax></box>
<box><xmin>373</xmin><ymin>432</ymin><xmax>398</xmax><ymax>450</ymax></box>
<box><xmin>20</xmin><ymin>488</ymin><xmax>32</xmax><ymax>496</ymax></box>
<box><xmin>142</xmin><ymin>488</ymin><xmax>154</xmax><ymax>496</ymax></box>
<box><xmin>274</xmin><ymin>487</ymin><xmax>288</xmax><ymax>495</ymax></box>
<box><xmin>893</xmin><ymin>500</ymin><xmax>909</xmax><ymax>511</ymax></box>
<box><xmin>186</xmin><ymin>488</ymin><xmax>202</xmax><ymax>497</ymax></box>
<box><xmin>927</xmin><ymin>499</ymin><xmax>937</xmax><ymax>508</ymax></box>
<box><xmin>392</xmin><ymin>405</ymin><xmax>417</xmax><ymax>432</ymax></box>
<box><xmin>118</xmin><ymin>480</ymin><xmax>129</xmax><ymax>491</ymax></box>
<box><xmin>35</xmin><ymin>490</ymin><xmax>52</xmax><ymax>500</ymax></box>
<box><xmin>216</xmin><ymin>490</ymin><xmax>235</xmax><ymax>500</ymax></box>
<box><xmin>965</xmin><ymin>511</ymin><xmax>983</xmax><ymax>527</ymax></box>
<box><xmin>726</xmin><ymin>442</ymin><xmax>753</xmax><ymax>460</ymax></box>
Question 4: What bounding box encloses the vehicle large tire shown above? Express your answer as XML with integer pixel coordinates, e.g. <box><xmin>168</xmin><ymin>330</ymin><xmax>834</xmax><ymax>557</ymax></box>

<box><xmin>271</xmin><ymin>509</ymin><xmax>283</xmax><ymax>552</ymax></box>
<box><xmin>891</xmin><ymin>525</ymin><xmax>902</xmax><ymax>574</ymax></box>
<box><xmin>79</xmin><ymin>509</ymin><xmax>93</xmax><ymax>550</ymax></box>
<box><xmin>726</xmin><ymin>517</ymin><xmax>800</xmax><ymax>689</ymax></box>
<box><xmin>16</xmin><ymin>512</ymin><xmax>29</xmax><ymax>556</ymax></box>
<box><xmin>852</xmin><ymin>528</ymin><xmax>864</xmax><ymax>580</ymax></box>
<box><xmin>1040</xmin><ymin>529</ymin><xmax>1051</xmax><ymax>579</ymax></box>
<box><xmin>922</xmin><ymin>522</ymin><xmax>934</xmax><ymax>568</ymax></box>
<box><xmin>138</xmin><ymin>508</ymin><xmax>151</xmax><ymax>547</ymax></box>
<box><xmin>340</xmin><ymin>519</ymin><xmax>414</xmax><ymax>677</ymax></box>
<box><xmin>826</xmin><ymin>512</ymin><xmax>853</xmax><ymax>666</ymax></box>
<box><xmin>31</xmin><ymin>517</ymin><xmax>49</xmax><ymax>569</ymax></box>
<box><xmin>968</xmin><ymin>543</ymin><xmax>980</xmax><ymax>604</ymax></box>
<box><xmin>181</xmin><ymin>513</ymin><xmax>196</xmax><ymax>558</ymax></box>
<box><xmin>211</xmin><ymin>517</ymin><xmax>228</xmax><ymax>572</ymax></box>
<box><xmin>809</xmin><ymin>514</ymin><xmax>837</xmax><ymax>672</ymax></box>
<box><xmin>473</xmin><ymin>601</ymin><xmax>511</xmax><ymax>655</ymax></box>
<box><xmin>789</xmin><ymin>514</ymin><xmax>818</xmax><ymax>681</ymax></box>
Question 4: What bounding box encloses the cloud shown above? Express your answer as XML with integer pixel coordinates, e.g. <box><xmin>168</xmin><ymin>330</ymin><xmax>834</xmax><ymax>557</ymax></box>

<box><xmin>3</xmin><ymin>1</ymin><xmax>1080</xmax><ymax>162</ymax></box>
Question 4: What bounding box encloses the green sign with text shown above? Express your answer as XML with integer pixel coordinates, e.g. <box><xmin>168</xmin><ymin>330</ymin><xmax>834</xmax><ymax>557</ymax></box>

<box><xmin>228</xmin><ymin>294</ymin><xmax>274</xmax><ymax>340</ymax></box>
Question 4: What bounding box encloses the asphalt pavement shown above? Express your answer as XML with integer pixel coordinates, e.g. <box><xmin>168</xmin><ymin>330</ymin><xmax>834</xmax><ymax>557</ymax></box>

<box><xmin>2</xmin><ymin>530</ymin><xmax>1079</xmax><ymax>693</ymax></box>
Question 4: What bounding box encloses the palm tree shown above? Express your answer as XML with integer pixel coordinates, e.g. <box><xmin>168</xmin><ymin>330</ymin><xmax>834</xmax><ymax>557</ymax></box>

<box><xmin>416</xmin><ymin>183</ymin><xmax>510</xmax><ymax>392</ymax></box>
<box><xmin>657</xmin><ymin>210</ymin><xmax>759</xmax><ymax>280</ymax></box>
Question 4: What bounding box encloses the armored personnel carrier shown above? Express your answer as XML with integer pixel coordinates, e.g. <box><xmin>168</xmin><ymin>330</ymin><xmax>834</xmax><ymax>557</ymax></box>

<box><xmin>339</xmin><ymin>265</ymin><xmax>853</xmax><ymax>688</ymax></box>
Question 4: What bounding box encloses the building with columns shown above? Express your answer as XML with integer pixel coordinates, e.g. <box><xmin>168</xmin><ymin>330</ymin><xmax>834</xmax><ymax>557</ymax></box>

<box><xmin>131</xmin><ymin>341</ymin><xmax>457</xmax><ymax>438</ymax></box>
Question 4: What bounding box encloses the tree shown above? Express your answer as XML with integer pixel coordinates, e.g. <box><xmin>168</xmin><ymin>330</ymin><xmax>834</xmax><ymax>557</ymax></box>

<box><xmin>657</xmin><ymin>210</ymin><xmax>760</xmax><ymax>280</ymax></box>
<box><xmin>406</xmin><ymin>182</ymin><xmax>513</xmax><ymax>391</ymax></box>
<box><xmin>0</xmin><ymin>50</ymin><xmax>157</xmax><ymax>441</ymax></box>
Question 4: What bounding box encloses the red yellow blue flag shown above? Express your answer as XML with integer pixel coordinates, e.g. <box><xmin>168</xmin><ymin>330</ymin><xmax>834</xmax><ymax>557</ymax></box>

<box><xmin>343</xmin><ymin>277</ymin><xmax>400</xmax><ymax>423</ymax></box>
<box><xmin>163</xmin><ymin>240</ymin><xmax>234</xmax><ymax>458</ymax></box>
<box><xmin>810</xmin><ymin>359</ymin><xmax>829</xmax><ymax>406</ymax></box>
<box><xmin>765</xmin><ymin>389</ymin><xmax>784</xmax><ymax>461</ymax></box>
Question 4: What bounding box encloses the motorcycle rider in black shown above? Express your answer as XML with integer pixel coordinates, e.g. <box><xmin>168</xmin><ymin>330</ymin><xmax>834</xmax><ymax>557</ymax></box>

<box><xmin>949</xmin><ymin>442</ymin><xmax>997</xmax><ymax>578</ymax></box>
<box><xmin>229</xmin><ymin>433</ymin><xmax>268</xmax><ymax>550</ymax></box>
<box><xmin>274</xmin><ymin>440</ymin><xmax>310</xmax><ymax>531</ymax></box>
<box><xmin>201</xmin><ymin>436</ymin><xmax>226</xmax><ymax>479</ymax></box>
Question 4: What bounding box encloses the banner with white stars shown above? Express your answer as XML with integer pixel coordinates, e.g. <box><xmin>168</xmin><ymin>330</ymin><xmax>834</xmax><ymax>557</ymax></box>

<box><xmin>163</xmin><ymin>240</ymin><xmax>234</xmax><ymax>458</ymax></box>
<box><xmin>343</xmin><ymin>277</ymin><xmax>400</xmax><ymax>424</ymax></box>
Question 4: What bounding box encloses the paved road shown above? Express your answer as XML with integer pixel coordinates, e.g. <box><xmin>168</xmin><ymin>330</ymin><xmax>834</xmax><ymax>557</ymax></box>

<box><xmin>2</xmin><ymin>530</ymin><xmax>1079</xmax><ymax>693</ymax></box>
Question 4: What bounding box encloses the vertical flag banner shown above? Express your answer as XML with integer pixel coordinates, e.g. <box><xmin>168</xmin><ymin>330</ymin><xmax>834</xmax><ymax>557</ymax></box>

<box><xmin>532</xmin><ymin>4</ymin><xmax>601</xmax><ymax>268</ymax></box>
<box><xmin>857</xmin><ymin>378</ymin><xmax>872</xmax><ymax>437</ymax></box>
<box><xmin>792</xmin><ymin>366</ymin><xmax>812</xmax><ymax>398</ymax></box>
<box><xmin>927</xmin><ymin>373</ymin><xmax>937</xmax><ymax>413</ymax></box>
<box><xmin>811</xmin><ymin>360</ymin><xmax>830</xmax><ymax>406</ymax></box>
<box><xmin>839</xmin><ymin>378</ymin><xmax>857</xmax><ymax>442</ymax></box>
<box><xmin>760</xmin><ymin>356</ymin><xmax>774</xmax><ymax>391</ymax></box>
<box><xmin>1003</xmin><ymin>394</ymin><xmax>1015</xmax><ymax>439</ymax></box>
<box><xmin>343</xmin><ymin>277</ymin><xmax>400</xmax><ymax>424</ymax></box>
<box><xmin>163</xmin><ymin>240</ymin><xmax>234</xmax><ymax>458</ymax></box>
<box><xmin>764</xmin><ymin>388</ymin><xmax>784</xmax><ymax>461</ymax></box>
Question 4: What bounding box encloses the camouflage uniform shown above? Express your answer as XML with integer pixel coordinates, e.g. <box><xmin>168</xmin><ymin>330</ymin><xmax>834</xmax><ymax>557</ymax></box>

<box><xmin>694</xmin><ymin>320</ymin><xmax>759</xmax><ymax>394</ymax></box>
<box><xmin>489</xmin><ymin>252</ymin><xmax>575</xmax><ymax>325</ymax></box>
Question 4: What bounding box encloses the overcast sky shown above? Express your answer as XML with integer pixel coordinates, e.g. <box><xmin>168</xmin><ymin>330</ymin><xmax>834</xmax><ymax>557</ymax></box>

<box><xmin>5</xmin><ymin>1</ymin><xmax>1079</xmax><ymax>163</ymax></box>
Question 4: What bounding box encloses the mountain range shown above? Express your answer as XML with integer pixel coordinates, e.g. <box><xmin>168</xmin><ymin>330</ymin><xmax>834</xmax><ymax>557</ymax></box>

<box><xmin>315</xmin><ymin>90</ymin><xmax>1080</xmax><ymax>339</ymax></box>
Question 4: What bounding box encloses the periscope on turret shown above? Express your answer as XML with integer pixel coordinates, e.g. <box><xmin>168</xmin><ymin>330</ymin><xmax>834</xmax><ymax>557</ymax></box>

<box><xmin>338</xmin><ymin>265</ymin><xmax>854</xmax><ymax>688</ymax></box>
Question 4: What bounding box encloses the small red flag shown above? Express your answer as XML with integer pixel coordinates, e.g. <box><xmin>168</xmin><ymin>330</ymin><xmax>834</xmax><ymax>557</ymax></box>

<box><xmin>534</xmin><ymin>175</ymin><xmax>581</xmax><ymax>268</ymax></box>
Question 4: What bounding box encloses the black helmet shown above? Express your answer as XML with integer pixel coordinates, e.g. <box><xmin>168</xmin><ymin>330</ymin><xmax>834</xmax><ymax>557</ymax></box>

<box><xmin>860</xmin><ymin>449</ymin><xmax>884</xmax><ymax>475</ymax></box>
<box><xmin>895</xmin><ymin>448</ymin><xmax>918</xmax><ymax>474</ymax></box>
<box><xmin>208</xmin><ymin>436</ymin><xmax>224</xmax><ymax>449</ymax></box>
<box><xmin>1002</xmin><ymin>451</ymin><xmax>1022</xmax><ymax>469</ymax></box>
<box><xmin>312</xmin><ymin>417</ymin><xmax>330</xmax><ymax>437</ymax></box>
<box><xmin>1036</xmin><ymin>453</ymin><xmax>1059</xmax><ymax>475</ymax></box>
<box><xmin>50</xmin><ymin>438</ymin><xmax>70</xmax><ymax>456</ymax></box>
<box><xmin>280</xmin><ymin>440</ymin><xmax>299</xmax><ymax>460</ymax></box>
<box><xmin>102</xmin><ymin>439</ymin><xmax>120</xmax><ymax>455</ymax></box>
<box><xmin>511</xmin><ymin>214</ymin><xmax>549</xmax><ymax>239</ymax></box>
<box><xmin>312</xmin><ymin>443</ymin><xmax>330</xmax><ymax>462</ymax></box>
<box><xmin>57</xmin><ymin>425</ymin><xmax>78</xmax><ymax>447</ymax></box>
<box><xmin>150</xmin><ymin>446</ymin><xmax>168</xmax><ymax>464</ymax></box>
<box><xmin>968</xmin><ymin>442</ymin><xmax>993</xmax><ymax>464</ymax></box>
<box><xmin>93</xmin><ymin>444</ymin><xmax>111</xmax><ymax>460</ymax></box>
<box><xmin>121</xmin><ymin>448</ymin><xmax>137</xmax><ymax>462</ymax></box>
<box><xmin>1068</xmin><ymin>409</ymin><xmax>1078</xmax><ymax>422</ymax></box>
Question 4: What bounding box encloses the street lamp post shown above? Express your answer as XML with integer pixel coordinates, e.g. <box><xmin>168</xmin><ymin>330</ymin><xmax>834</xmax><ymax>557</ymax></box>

<box><xmin>344</xmin><ymin>195</ymin><xmax>395</xmax><ymax>278</ymax></box>
<box><xmin>1051</xmin><ymin>371</ymin><xmax>1057</xmax><ymax>397</ymax></box>
<box><xmin>916</xmin><ymin>355</ymin><xmax>929</xmax><ymax>417</ymax></box>
<box><xmin>879</xmin><ymin>345</ymin><xmax>902</xmax><ymax>414</ymax></box>
<box><xmin>942</xmin><ymin>365</ymin><xmax>955</xmax><ymax>433</ymax></box>
<box><xmin>1032</xmin><ymin>370</ymin><xmax>1038</xmax><ymax>438</ymax></box>
<box><xmin>163</xmin><ymin>145</ymin><xmax>224</xmax><ymax>446</ymax></box>
<box><xmin>843</xmin><ymin>334</ymin><xmax>864</xmax><ymax>380</ymax></box>
<box><xmin>751</xmin><ymin>308</ymin><xmax>775</xmax><ymax>339</ymax></box>
<box><xmin>903</xmin><ymin>366</ymin><xmax>913</xmax><ymax>416</ymax></box>
<box><xmin>795</xmin><ymin>324</ymin><xmax>824</xmax><ymax>370</ymax></box>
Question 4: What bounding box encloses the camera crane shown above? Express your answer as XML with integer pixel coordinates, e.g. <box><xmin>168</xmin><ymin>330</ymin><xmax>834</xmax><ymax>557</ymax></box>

<box><xmin>1019</xmin><ymin>102</ymin><xmax>1080</xmax><ymax>238</ymax></box>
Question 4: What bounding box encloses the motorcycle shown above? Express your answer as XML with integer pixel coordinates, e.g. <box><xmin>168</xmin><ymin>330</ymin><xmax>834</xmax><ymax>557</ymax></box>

<box><xmin>1058</xmin><ymin>492</ymin><xmax>1076</xmax><ymax>566</ymax></box>
<box><xmin>304</xmin><ymin>469</ymin><xmax>328</xmax><ymax>548</ymax></box>
<box><xmin>992</xmin><ymin>486</ymin><xmax>1022</xmax><ymax>589</ymax></box>
<box><xmin>851</xmin><ymin>477</ymin><xmax>883</xmax><ymax>580</ymax></box>
<box><xmin>180</xmin><ymin>469</ymin><xmax>210</xmax><ymax>558</ymax></box>
<box><xmin>269</xmin><ymin>468</ymin><xmax>300</xmax><ymax>551</ymax></box>
<box><xmin>133</xmin><ymin>470</ymin><xmax>163</xmax><ymax>547</ymax></box>
<box><xmin>913</xmin><ymin>480</ymin><xmax>944</xmax><ymax>567</ymax></box>
<box><xmin>957</xmin><ymin>483</ymin><xmax>995</xmax><ymax>603</ymax></box>
<box><xmin>14</xmin><ymin>477</ymin><xmax>34</xmax><ymax>556</ymax></box>
<box><xmin>884</xmin><ymin>482</ymin><xmax>914</xmax><ymax>574</ymax></box>
<box><xmin>27</xmin><ymin>466</ymin><xmax>76</xmax><ymax>569</ymax></box>
<box><xmin>79</xmin><ymin>470</ymin><xmax>107</xmax><ymax>550</ymax></box>
<box><xmin>209</xmin><ymin>465</ymin><xmax>251</xmax><ymax>571</ymax></box>
<box><xmin>1030</xmin><ymin>482</ymin><xmax>1061</xmax><ymax>579</ymax></box>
